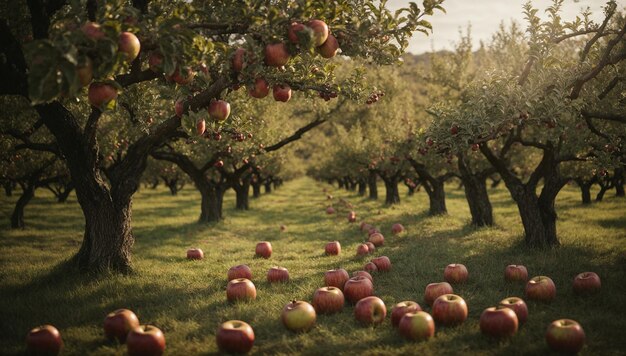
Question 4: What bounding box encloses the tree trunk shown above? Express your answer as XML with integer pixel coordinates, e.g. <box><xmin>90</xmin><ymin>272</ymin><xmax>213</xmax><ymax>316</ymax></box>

<box><xmin>490</xmin><ymin>177</ymin><xmax>501</xmax><ymax>188</ymax></box>
<box><xmin>252</xmin><ymin>182</ymin><xmax>261</xmax><ymax>198</ymax></box>
<box><xmin>57</xmin><ymin>183</ymin><xmax>73</xmax><ymax>203</ymax></box>
<box><xmin>358</xmin><ymin>180</ymin><xmax>366</xmax><ymax>196</ymax></box>
<box><xmin>150</xmin><ymin>178</ymin><xmax>159</xmax><ymax>189</ymax></box>
<box><xmin>337</xmin><ymin>179</ymin><xmax>344</xmax><ymax>189</ymax></box>
<box><xmin>383</xmin><ymin>177</ymin><xmax>400</xmax><ymax>205</ymax></box>
<box><xmin>198</xmin><ymin>184</ymin><xmax>222</xmax><ymax>223</ymax></box>
<box><xmin>510</xmin><ymin>185</ymin><xmax>560</xmax><ymax>248</ymax></box>
<box><xmin>596</xmin><ymin>185</ymin><xmax>609</xmax><ymax>202</ymax></box>
<box><xmin>11</xmin><ymin>184</ymin><xmax>35</xmax><ymax>228</ymax></box>
<box><xmin>234</xmin><ymin>177</ymin><xmax>251</xmax><ymax>210</ymax></box>
<box><xmin>164</xmin><ymin>179</ymin><xmax>178</xmax><ymax>195</ymax></box>
<box><xmin>614</xmin><ymin>168</ymin><xmax>624</xmax><ymax>197</ymax></box>
<box><xmin>407</xmin><ymin>186</ymin><xmax>415</xmax><ymax>196</ymax></box>
<box><xmin>347</xmin><ymin>178</ymin><xmax>357</xmax><ymax>191</ymax></box>
<box><xmin>425</xmin><ymin>180</ymin><xmax>447</xmax><ymax>215</ymax></box>
<box><xmin>368</xmin><ymin>170</ymin><xmax>378</xmax><ymax>200</ymax></box>
<box><xmin>458</xmin><ymin>157</ymin><xmax>493</xmax><ymax>226</ymax></box>
<box><xmin>2</xmin><ymin>181</ymin><xmax>13</xmax><ymax>197</ymax></box>
<box><xmin>264</xmin><ymin>181</ymin><xmax>272</xmax><ymax>193</ymax></box>
<box><xmin>581</xmin><ymin>183</ymin><xmax>592</xmax><ymax>205</ymax></box>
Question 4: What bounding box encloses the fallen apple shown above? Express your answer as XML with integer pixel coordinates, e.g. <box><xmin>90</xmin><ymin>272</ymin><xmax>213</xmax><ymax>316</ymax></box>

<box><xmin>573</xmin><ymin>272</ymin><xmax>601</xmax><ymax>295</ymax></box>
<box><xmin>352</xmin><ymin>270</ymin><xmax>373</xmax><ymax>283</ymax></box>
<box><xmin>356</xmin><ymin>243</ymin><xmax>370</xmax><ymax>257</ymax></box>
<box><xmin>525</xmin><ymin>276</ymin><xmax>556</xmax><ymax>302</ymax></box>
<box><xmin>104</xmin><ymin>309</ymin><xmax>140</xmax><ymax>343</ymax></box>
<box><xmin>216</xmin><ymin>320</ymin><xmax>254</xmax><ymax>354</ymax></box>
<box><xmin>126</xmin><ymin>325</ymin><xmax>166</xmax><ymax>356</ymax></box>
<box><xmin>364</xmin><ymin>262</ymin><xmax>378</xmax><ymax>273</ymax></box>
<box><xmin>26</xmin><ymin>325</ymin><xmax>63</xmax><ymax>355</ymax></box>
<box><xmin>368</xmin><ymin>233</ymin><xmax>384</xmax><ymax>247</ymax></box>
<box><xmin>432</xmin><ymin>294</ymin><xmax>468</xmax><ymax>327</ymax></box>
<box><xmin>480</xmin><ymin>306</ymin><xmax>519</xmax><ymax>338</ymax></box>
<box><xmin>186</xmin><ymin>248</ymin><xmax>204</xmax><ymax>260</ymax></box>
<box><xmin>391</xmin><ymin>223</ymin><xmax>405</xmax><ymax>235</ymax></box>
<box><xmin>371</xmin><ymin>256</ymin><xmax>391</xmax><ymax>272</ymax></box>
<box><xmin>324</xmin><ymin>268</ymin><xmax>350</xmax><ymax>290</ymax></box>
<box><xmin>312</xmin><ymin>286</ymin><xmax>345</xmax><ymax>314</ymax></box>
<box><xmin>354</xmin><ymin>296</ymin><xmax>387</xmax><ymax>325</ymax></box>
<box><xmin>343</xmin><ymin>276</ymin><xmax>374</xmax><ymax>303</ymax></box>
<box><xmin>444</xmin><ymin>264</ymin><xmax>468</xmax><ymax>284</ymax></box>
<box><xmin>546</xmin><ymin>319</ymin><xmax>585</xmax><ymax>354</ymax></box>
<box><xmin>226</xmin><ymin>278</ymin><xmax>257</xmax><ymax>302</ymax></box>
<box><xmin>227</xmin><ymin>264</ymin><xmax>252</xmax><ymax>281</ymax></box>
<box><xmin>424</xmin><ymin>282</ymin><xmax>453</xmax><ymax>306</ymax></box>
<box><xmin>498</xmin><ymin>297</ymin><xmax>528</xmax><ymax>325</ymax></box>
<box><xmin>281</xmin><ymin>300</ymin><xmax>316</xmax><ymax>332</ymax></box>
<box><xmin>398</xmin><ymin>311</ymin><xmax>435</xmax><ymax>341</ymax></box>
<box><xmin>391</xmin><ymin>301</ymin><xmax>422</xmax><ymax>327</ymax></box>
<box><xmin>505</xmin><ymin>265</ymin><xmax>529</xmax><ymax>282</ymax></box>
<box><xmin>267</xmin><ymin>266</ymin><xmax>289</xmax><ymax>283</ymax></box>
<box><xmin>325</xmin><ymin>241</ymin><xmax>341</xmax><ymax>256</ymax></box>
<box><xmin>255</xmin><ymin>241</ymin><xmax>272</xmax><ymax>258</ymax></box>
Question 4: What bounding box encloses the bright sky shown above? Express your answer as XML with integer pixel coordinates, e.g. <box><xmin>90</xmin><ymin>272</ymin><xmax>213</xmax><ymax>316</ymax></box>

<box><xmin>386</xmin><ymin>0</ymin><xmax>620</xmax><ymax>54</ymax></box>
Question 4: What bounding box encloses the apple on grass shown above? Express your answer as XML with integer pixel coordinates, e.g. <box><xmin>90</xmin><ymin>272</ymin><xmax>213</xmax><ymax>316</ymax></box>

<box><xmin>326</xmin><ymin>206</ymin><xmax>335</xmax><ymax>214</ymax></box>
<box><xmin>480</xmin><ymin>306</ymin><xmax>519</xmax><ymax>338</ymax></box>
<box><xmin>343</xmin><ymin>276</ymin><xmax>374</xmax><ymax>303</ymax></box>
<box><xmin>432</xmin><ymin>294</ymin><xmax>468</xmax><ymax>326</ymax></box>
<box><xmin>347</xmin><ymin>211</ymin><xmax>357</xmax><ymax>223</ymax></box>
<box><xmin>498</xmin><ymin>297</ymin><xmax>528</xmax><ymax>324</ymax></box>
<box><xmin>312</xmin><ymin>287</ymin><xmax>345</xmax><ymax>314</ymax></box>
<box><xmin>573</xmin><ymin>272</ymin><xmax>601</xmax><ymax>294</ymax></box>
<box><xmin>391</xmin><ymin>301</ymin><xmax>422</xmax><ymax>327</ymax></box>
<box><xmin>227</xmin><ymin>278</ymin><xmax>256</xmax><ymax>302</ymax></box>
<box><xmin>324</xmin><ymin>268</ymin><xmax>349</xmax><ymax>290</ymax></box>
<box><xmin>352</xmin><ymin>270</ymin><xmax>373</xmax><ymax>282</ymax></box>
<box><xmin>104</xmin><ymin>309</ymin><xmax>140</xmax><ymax>343</ymax></box>
<box><xmin>546</xmin><ymin>319</ymin><xmax>585</xmax><ymax>354</ymax></box>
<box><xmin>282</xmin><ymin>301</ymin><xmax>316</xmax><ymax>332</ymax></box>
<box><xmin>26</xmin><ymin>325</ymin><xmax>63</xmax><ymax>355</ymax></box>
<box><xmin>216</xmin><ymin>320</ymin><xmax>254</xmax><ymax>354</ymax></box>
<box><xmin>444</xmin><ymin>264</ymin><xmax>468</xmax><ymax>284</ymax></box>
<box><xmin>325</xmin><ymin>241</ymin><xmax>341</xmax><ymax>256</ymax></box>
<box><xmin>359</xmin><ymin>222</ymin><xmax>371</xmax><ymax>231</ymax></box>
<box><xmin>127</xmin><ymin>325</ymin><xmax>165</xmax><ymax>356</ymax></box>
<box><xmin>267</xmin><ymin>266</ymin><xmax>289</xmax><ymax>283</ymax></box>
<box><xmin>368</xmin><ymin>233</ymin><xmax>385</xmax><ymax>247</ymax></box>
<box><xmin>364</xmin><ymin>262</ymin><xmax>378</xmax><ymax>273</ymax></box>
<box><xmin>356</xmin><ymin>243</ymin><xmax>370</xmax><ymax>257</ymax></box>
<box><xmin>186</xmin><ymin>248</ymin><xmax>203</xmax><ymax>260</ymax></box>
<box><xmin>227</xmin><ymin>264</ymin><xmax>252</xmax><ymax>281</ymax></box>
<box><xmin>505</xmin><ymin>265</ymin><xmax>529</xmax><ymax>282</ymax></box>
<box><xmin>255</xmin><ymin>241</ymin><xmax>272</xmax><ymax>258</ymax></box>
<box><xmin>354</xmin><ymin>296</ymin><xmax>387</xmax><ymax>325</ymax></box>
<box><xmin>365</xmin><ymin>242</ymin><xmax>376</xmax><ymax>253</ymax></box>
<box><xmin>371</xmin><ymin>256</ymin><xmax>391</xmax><ymax>272</ymax></box>
<box><xmin>391</xmin><ymin>223</ymin><xmax>405</xmax><ymax>235</ymax></box>
<box><xmin>398</xmin><ymin>311</ymin><xmax>435</xmax><ymax>341</ymax></box>
<box><xmin>525</xmin><ymin>276</ymin><xmax>556</xmax><ymax>302</ymax></box>
<box><xmin>424</xmin><ymin>282</ymin><xmax>454</xmax><ymax>306</ymax></box>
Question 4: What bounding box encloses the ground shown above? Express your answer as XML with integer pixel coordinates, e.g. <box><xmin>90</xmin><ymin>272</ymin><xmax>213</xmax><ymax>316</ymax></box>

<box><xmin>1</xmin><ymin>177</ymin><xmax>625</xmax><ymax>355</ymax></box>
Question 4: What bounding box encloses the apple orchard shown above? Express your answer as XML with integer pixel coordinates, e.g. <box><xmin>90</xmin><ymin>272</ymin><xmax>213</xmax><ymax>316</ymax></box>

<box><xmin>0</xmin><ymin>0</ymin><xmax>625</xmax><ymax>355</ymax></box>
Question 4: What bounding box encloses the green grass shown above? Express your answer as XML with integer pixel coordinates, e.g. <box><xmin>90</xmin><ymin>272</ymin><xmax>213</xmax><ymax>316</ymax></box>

<box><xmin>1</xmin><ymin>177</ymin><xmax>625</xmax><ymax>355</ymax></box>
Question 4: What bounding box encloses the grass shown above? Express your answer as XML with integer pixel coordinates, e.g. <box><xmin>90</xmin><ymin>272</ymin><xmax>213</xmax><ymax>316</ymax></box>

<box><xmin>1</xmin><ymin>177</ymin><xmax>625</xmax><ymax>355</ymax></box>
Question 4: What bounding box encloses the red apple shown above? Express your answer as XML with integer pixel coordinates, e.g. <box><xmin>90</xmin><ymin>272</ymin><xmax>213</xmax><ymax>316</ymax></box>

<box><xmin>371</xmin><ymin>256</ymin><xmax>391</xmax><ymax>272</ymax></box>
<box><xmin>214</xmin><ymin>160</ymin><xmax>224</xmax><ymax>168</ymax></box>
<box><xmin>450</xmin><ymin>125</ymin><xmax>459</xmax><ymax>135</ymax></box>
<box><xmin>267</xmin><ymin>266</ymin><xmax>289</xmax><ymax>283</ymax></box>
<box><xmin>208</xmin><ymin>100</ymin><xmax>231</xmax><ymax>121</ymax></box>
<box><xmin>525</xmin><ymin>276</ymin><xmax>556</xmax><ymax>302</ymax></box>
<box><xmin>281</xmin><ymin>300</ymin><xmax>316</xmax><ymax>332</ymax></box>
<box><xmin>325</xmin><ymin>241</ymin><xmax>341</xmax><ymax>256</ymax></box>
<box><xmin>186</xmin><ymin>248</ymin><xmax>204</xmax><ymax>260</ymax></box>
<box><xmin>255</xmin><ymin>241</ymin><xmax>272</xmax><ymax>258</ymax></box>
<box><xmin>432</xmin><ymin>294</ymin><xmax>468</xmax><ymax>326</ymax></box>
<box><xmin>196</xmin><ymin>119</ymin><xmax>206</xmax><ymax>136</ymax></box>
<box><xmin>168</xmin><ymin>67</ymin><xmax>195</xmax><ymax>85</ymax></box>
<box><xmin>265</xmin><ymin>42</ymin><xmax>290</xmax><ymax>67</ymax></box>
<box><xmin>148</xmin><ymin>52</ymin><xmax>163</xmax><ymax>72</ymax></box>
<box><xmin>347</xmin><ymin>211</ymin><xmax>357</xmax><ymax>223</ymax></box>
<box><xmin>26</xmin><ymin>325</ymin><xmax>63</xmax><ymax>355</ymax></box>
<box><xmin>368</xmin><ymin>233</ymin><xmax>384</xmax><ymax>247</ymax></box>
<box><xmin>356</xmin><ymin>243</ymin><xmax>369</xmax><ymax>257</ymax></box>
<box><xmin>103</xmin><ymin>309</ymin><xmax>140</xmax><ymax>343</ymax></box>
<box><xmin>573</xmin><ymin>272</ymin><xmax>601</xmax><ymax>294</ymax></box>
<box><xmin>226</xmin><ymin>278</ymin><xmax>256</xmax><ymax>302</ymax></box>
<box><xmin>505</xmin><ymin>265</ymin><xmax>529</xmax><ymax>282</ymax></box>
<box><xmin>126</xmin><ymin>325</ymin><xmax>165</xmax><ymax>356</ymax></box>
<box><xmin>424</xmin><ymin>282</ymin><xmax>453</xmax><ymax>306</ymax></box>
<box><xmin>81</xmin><ymin>22</ymin><xmax>105</xmax><ymax>40</ymax></box>
<box><xmin>232</xmin><ymin>47</ymin><xmax>246</xmax><ymax>72</ymax></box>
<box><xmin>343</xmin><ymin>276</ymin><xmax>374</xmax><ymax>303</ymax></box>
<box><xmin>480</xmin><ymin>306</ymin><xmax>519</xmax><ymax>338</ymax></box>
<box><xmin>365</xmin><ymin>242</ymin><xmax>376</xmax><ymax>253</ymax></box>
<box><xmin>312</xmin><ymin>286</ymin><xmax>345</xmax><ymax>314</ymax></box>
<box><xmin>546</xmin><ymin>319</ymin><xmax>586</xmax><ymax>353</ymax></box>
<box><xmin>391</xmin><ymin>301</ymin><xmax>422</xmax><ymax>327</ymax></box>
<box><xmin>391</xmin><ymin>223</ymin><xmax>405</xmax><ymax>235</ymax></box>
<box><xmin>354</xmin><ymin>296</ymin><xmax>386</xmax><ymax>325</ymax></box>
<box><xmin>227</xmin><ymin>264</ymin><xmax>252</xmax><ymax>281</ymax></box>
<box><xmin>364</xmin><ymin>262</ymin><xmax>378</xmax><ymax>273</ymax></box>
<box><xmin>307</xmin><ymin>19</ymin><xmax>329</xmax><ymax>46</ymax></box>
<box><xmin>317</xmin><ymin>34</ymin><xmax>339</xmax><ymax>58</ymax></box>
<box><xmin>118</xmin><ymin>32</ymin><xmax>141</xmax><ymax>62</ymax></box>
<box><xmin>498</xmin><ymin>297</ymin><xmax>528</xmax><ymax>325</ymax></box>
<box><xmin>288</xmin><ymin>22</ymin><xmax>309</xmax><ymax>44</ymax></box>
<box><xmin>368</xmin><ymin>227</ymin><xmax>380</xmax><ymax>236</ymax></box>
<box><xmin>352</xmin><ymin>270</ymin><xmax>373</xmax><ymax>283</ymax></box>
<box><xmin>249</xmin><ymin>77</ymin><xmax>270</xmax><ymax>98</ymax></box>
<box><xmin>174</xmin><ymin>98</ymin><xmax>184</xmax><ymax>117</ymax></box>
<box><xmin>326</xmin><ymin>206</ymin><xmax>335</xmax><ymax>214</ymax></box>
<box><xmin>272</xmin><ymin>84</ymin><xmax>292</xmax><ymax>102</ymax></box>
<box><xmin>88</xmin><ymin>82</ymin><xmax>118</xmax><ymax>109</ymax></box>
<box><xmin>360</xmin><ymin>222</ymin><xmax>372</xmax><ymax>232</ymax></box>
<box><xmin>398</xmin><ymin>311</ymin><xmax>435</xmax><ymax>341</ymax></box>
<box><xmin>444</xmin><ymin>264</ymin><xmax>468</xmax><ymax>284</ymax></box>
<box><xmin>216</xmin><ymin>320</ymin><xmax>254</xmax><ymax>354</ymax></box>
<box><xmin>324</xmin><ymin>268</ymin><xmax>349</xmax><ymax>290</ymax></box>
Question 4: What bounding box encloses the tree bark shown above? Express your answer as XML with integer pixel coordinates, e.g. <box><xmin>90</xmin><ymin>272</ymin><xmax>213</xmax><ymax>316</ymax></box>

<box><xmin>2</xmin><ymin>181</ymin><xmax>13</xmax><ymax>197</ymax></box>
<box><xmin>264</xmin><ymin>180</ymin><xmax>272</xmax><ymax>193</ymax></box>
<box><xmin>199</xmin><ymin>183</ymin><xmax>222</xmax><ymax>223</ymax></box>
<box><xmin>234</xmin><ymin>176</ymin><xmax>251</xmax><ymax>210</ymax></box>
<box><xmin>252</xmin><ymin>181</ymin><xmax>262</xmax><ymax>198</ymax></box>
<box><xmin>357</xmin><ymin>180</ymin><xmax>366</xmax><ymax>196</ymax></box>
<box><xmin>382</xmin><ymin>176</ymin><xmax>400</xmax><ymax>205</ymax></box>
<box><xmin>368</xmin><ymin>170</ymin><xmax>378</xmax><ymax>200</ymax></box>
<box><xmin>56</xmin><ymin>183</ymin><xmax>74</xmax><ymax>203</ymax></box>
<box><xmin>614</xmin><ymin>168</ymin><xmax>624</xmax><ymax>197</ymax></box>
<box><xmin>11</xmin><ymin>184</ymin><xmax>35</xmax><ymax>228</ymax></box>
<box><xmin>458</xmin><ymin>156</ymin><xmax>493</xmax><ymax>226</ymax></box>
<box><xmin>596</xmin><ymin>185</ymin><xmax>609</xmax><ymax>201</ymax></box>
<box><xmin>337</xmin><ymin>179</ymin><xmax>344</xmax><ymax>189</ymax></box>
<box><xmin>574</xmin><ymin>178</ymin><xmax>594</xmax><ymax>205</ymax></box>
<box><xmin>424</xmin><ymin>180</ymin><xmax>447</xmax><ymax>215</ymax></box>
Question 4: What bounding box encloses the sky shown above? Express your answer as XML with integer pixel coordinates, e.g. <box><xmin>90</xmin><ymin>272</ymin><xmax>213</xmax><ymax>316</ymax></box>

<box><xmin>386</xmin><ymin>0</ymin><xmax>620</xmax><ymax>54</ymax></box>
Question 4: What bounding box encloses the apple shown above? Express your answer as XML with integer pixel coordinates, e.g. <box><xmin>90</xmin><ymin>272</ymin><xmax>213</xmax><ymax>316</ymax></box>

<box><xmin>371</xmin><ymin>256</ymin><xmax>391</xmax><ymax>272</ymax></box>
<box><xmin>168</xmin><ymin>67</ymin><xmax>195</xmax><ymax>85</ymax></box>
<box><xmin>364</xmin><ymin>262</ymin><xmax>378</xmax><ymax>273</ymax></box>
<box><xmin>360</xmin><ymin>222</ymin><xmax>372</xmax><ymax>232</ymax></box>
<box><xmin>273</xmin><ymin>84</ymin><xmax>292</xmax><ymax>102</ymax></box>
<box><xmin>325</xmin><ymin>241</ymin><xmax>341</xmax><ymax>256</ymax></box>
<box><xmin>288</xmin><ymin>22</ymin><xmax>309</xmax><ymax>44</ymax></box>
<box><xmin>126</xmin><ymin>325</ymin><xmax>166</xmax><ymax>356</ymax></box>
<box><xmin>148</xmin><ymin>52</ymin><xmax>163</xmax><ymax>72</ymax></box>
<box><xmin>424</xmin><ymin>282</ymin><xmax>454</xmax><ymax>306</ymax></box>
<box><xmin>324</xmin><ymin>268</ymin><xmax>349</xmax><ymax>290</ymax></box>
<box><xmin>347</xmin><ymin>211</ymin><xmax>357</xmax><ymax>223</ymax></box>
<box><xmin>249</xmin><ymin>77</ymin><xmax>270</xmax><ymax>98</ymax></box>
<box><xmin>391</xmin><ymin>223</ymin><xmax>405</xmax><ymax>235</ymax></box>
<box><xmin>354</xmin><ymin>296</ymin><xmax>386</xmax><ymax>325</ymax></box>
<box><xmin>505</xmin><ymin>265</ymin><xmax>529</xmax><ymax>282</ymax></box>
<box><xmin>88</xmin><ymin>82</ymin><xmax>117</xmax><ymax>109</ymax></box>
<box><xmin>343</xmin><ymin>276</ymin><xmax>374</xmax><ymax>303</ymax></box>
<box><xmin>317</xmin><ymin>34</ymin><xmax>339</xmax><ymax>58</ymax></box>
<box><xmin>307</xmin><ymin>19</ymin><xmax>329</xmax><ymax>46</ymax></box>
<box><xmin>546</xmin><ymin>319</ymin><xmax>585</xmax><ymax>353</ymax></box>
<box><xmin>573</xmin><ymin>272</ymin><xmax>601</xmax><ymax>294</ymax></box>
<box><xmin>498</xmin><ymin>297</ymin><xmax>528</xmax><ymax>325</ymax></box>
<box><xmin>432</xmin><ymin>294</ymin><xmax>468</xmax><ymax>326</ymax></box>
<box><xmin>444</xmin><ymin>264</ymin><xmax>468</xmax><ymax>284</ymax></box>
<box><xmin>398</xmin><ymin>311</ymin><xmax>435</xmax><ymax>341</ymax></box>
<box><xmin>281</xmin><ymin>300</ymin><xmax>316</xmax><ymax>332</ymax></box>
<box><xmin>312</xmin><ymin>286</ymin><xmax>345</xmax><ymax>314</ymax></box>
<box><xmin>196</xmin><ymin>119</ymin><xmax>206</xmax><ymax>136</ymax></box>
<box><xmin>226</xmin><ymin>278</ymin><xmax>257</xmax><ymax>302</ymax></box>
<box><xmin>352</xmin><ymin>270</ymin><xmax>373</xmax><ymax>283</ymax></box>
<box><xmin>368</xmin><ymin>233</ymin><xmax>384</xmax><ymax>247</ymax></box>
<box><xmin>186</xmin><ymin>248</ymin><xmax>204</xmax><ymax>260</ymax></box>
<box><xmin>264</xmin><ymin>42</ymin><xmax>290</xmax><ymax>67</ymax></box>
<box><xmin>356</xmin><ymin>243</ymin><xmax>370</xmax><ymax>257</ymax></box>
<box><xmin>525</xmin><ymin>276</ymin><xmax>556</xmax><ymax>302</ymax></box>
<box><xmin>81</xmin><ymin>21</ymin><xmax>105</xmax><ymax>40</ymax></box>
<box><xmin>368</xmin><ymin>227</ymin><xmax>380</xmax><ymax>236</ymax></box>
<box><xmin>216</xmin><ymin>320</ymin><xmax>254</xmax><ymax>354</ymax></box>
<box><xmin>77</xmin><ymin>57</ymin><xmax>93</xmax><ymax>87</ymax></box>
<box><xmin>267</xmin><ymin>266</ymin><xmax>289</xmax><ymax>283</ymax></box>
<box><xmin>391</xmin><ymin>301</ymin><xmax>422</xmax><ymax>327</ymax></box>
<box><xmin>227</xmin><ymin>264</ymin><xmax>252</xmax><ymax>281</ymax></box>
<box><xmin>232</xmin><ymin>47</ymin><xmax>246</xmax><ymax>72</ymax></box>
<box><xmin>326</xmin><ymin>206</ymin><xmax>335</xmax><ymax>214</ymax></box>
<box><xmin>208</xmin><ymin>100</ymin><xmax>231</xmax><ymax>121</ymax></box>
<box><xmin>174</xmin><ymin>99</ymin><xmax>184</xmax><ymax>117</ymax></box>
<box><xmin>104</xmin><ymin>309</ymin><xmax>140</xmax><ymax>343</ymax></box>
<box><xmin>479</xmin><ymin>306</ymin><xmax>519</xmax><ymax>338</ymax></box>
<box><xmin>26</xmin><ymin>325</ymin><xmax>63</xmax><ymax>355</ymax></box>
<box><xmin>255</xmin><ymin>241</ymin><xmax>272</xmax><ymax>258</ymax></box>
<box><xmin>450</xmin><ymin>125</ymin><xmax>459</xmax><ymax>135</ymax></box>
<box><xmin>365</xmin><ymin>242</ymin><xmax>376</xmax><ymax>253</ymax></box>
<box><xmin>214</xmin><ymin>160</ymin><xmax>224</xmax><ymax>168</ymax></box>
<box><xmin>118</xmin><ymin>32</ymin><xmax>141</xmax><ymax>62</ymax></box>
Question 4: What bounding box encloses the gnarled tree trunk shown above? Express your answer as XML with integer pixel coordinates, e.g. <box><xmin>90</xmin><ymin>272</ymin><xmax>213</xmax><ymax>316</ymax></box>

<box><xmin>11</xmin><ymin>183</ymin><xmax>35</xmax><ymax>228</ymax></box>
<box><xmin>574</xmin><ymin>178</ymin><xmax>594</xmax><ymax>205</ymax></box>
<box><xmin>458</xmin><ymin>155</ymin><xmax>493</xmax><ymax>226</ymax></box>
<box><xmin>264</xmin><ymin>180</ymin><xmax>272</xmax><ymax>193</ymax></box>
<box><xmin>2</xmin><ymin>181</ymin><xmax>13</xmax><ymax>197</ymax></box>
<box><xmin>382</xmin><ymin>176</ymin><xmax>400</xmax><ymax>205</ymax></box>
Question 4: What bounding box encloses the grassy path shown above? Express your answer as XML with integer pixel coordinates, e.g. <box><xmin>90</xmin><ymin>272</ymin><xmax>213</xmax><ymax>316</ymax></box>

<box><xmin>1</xmin><ymin>177</ymin><xmax>625</xmax><ymax>355</ymax></box>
